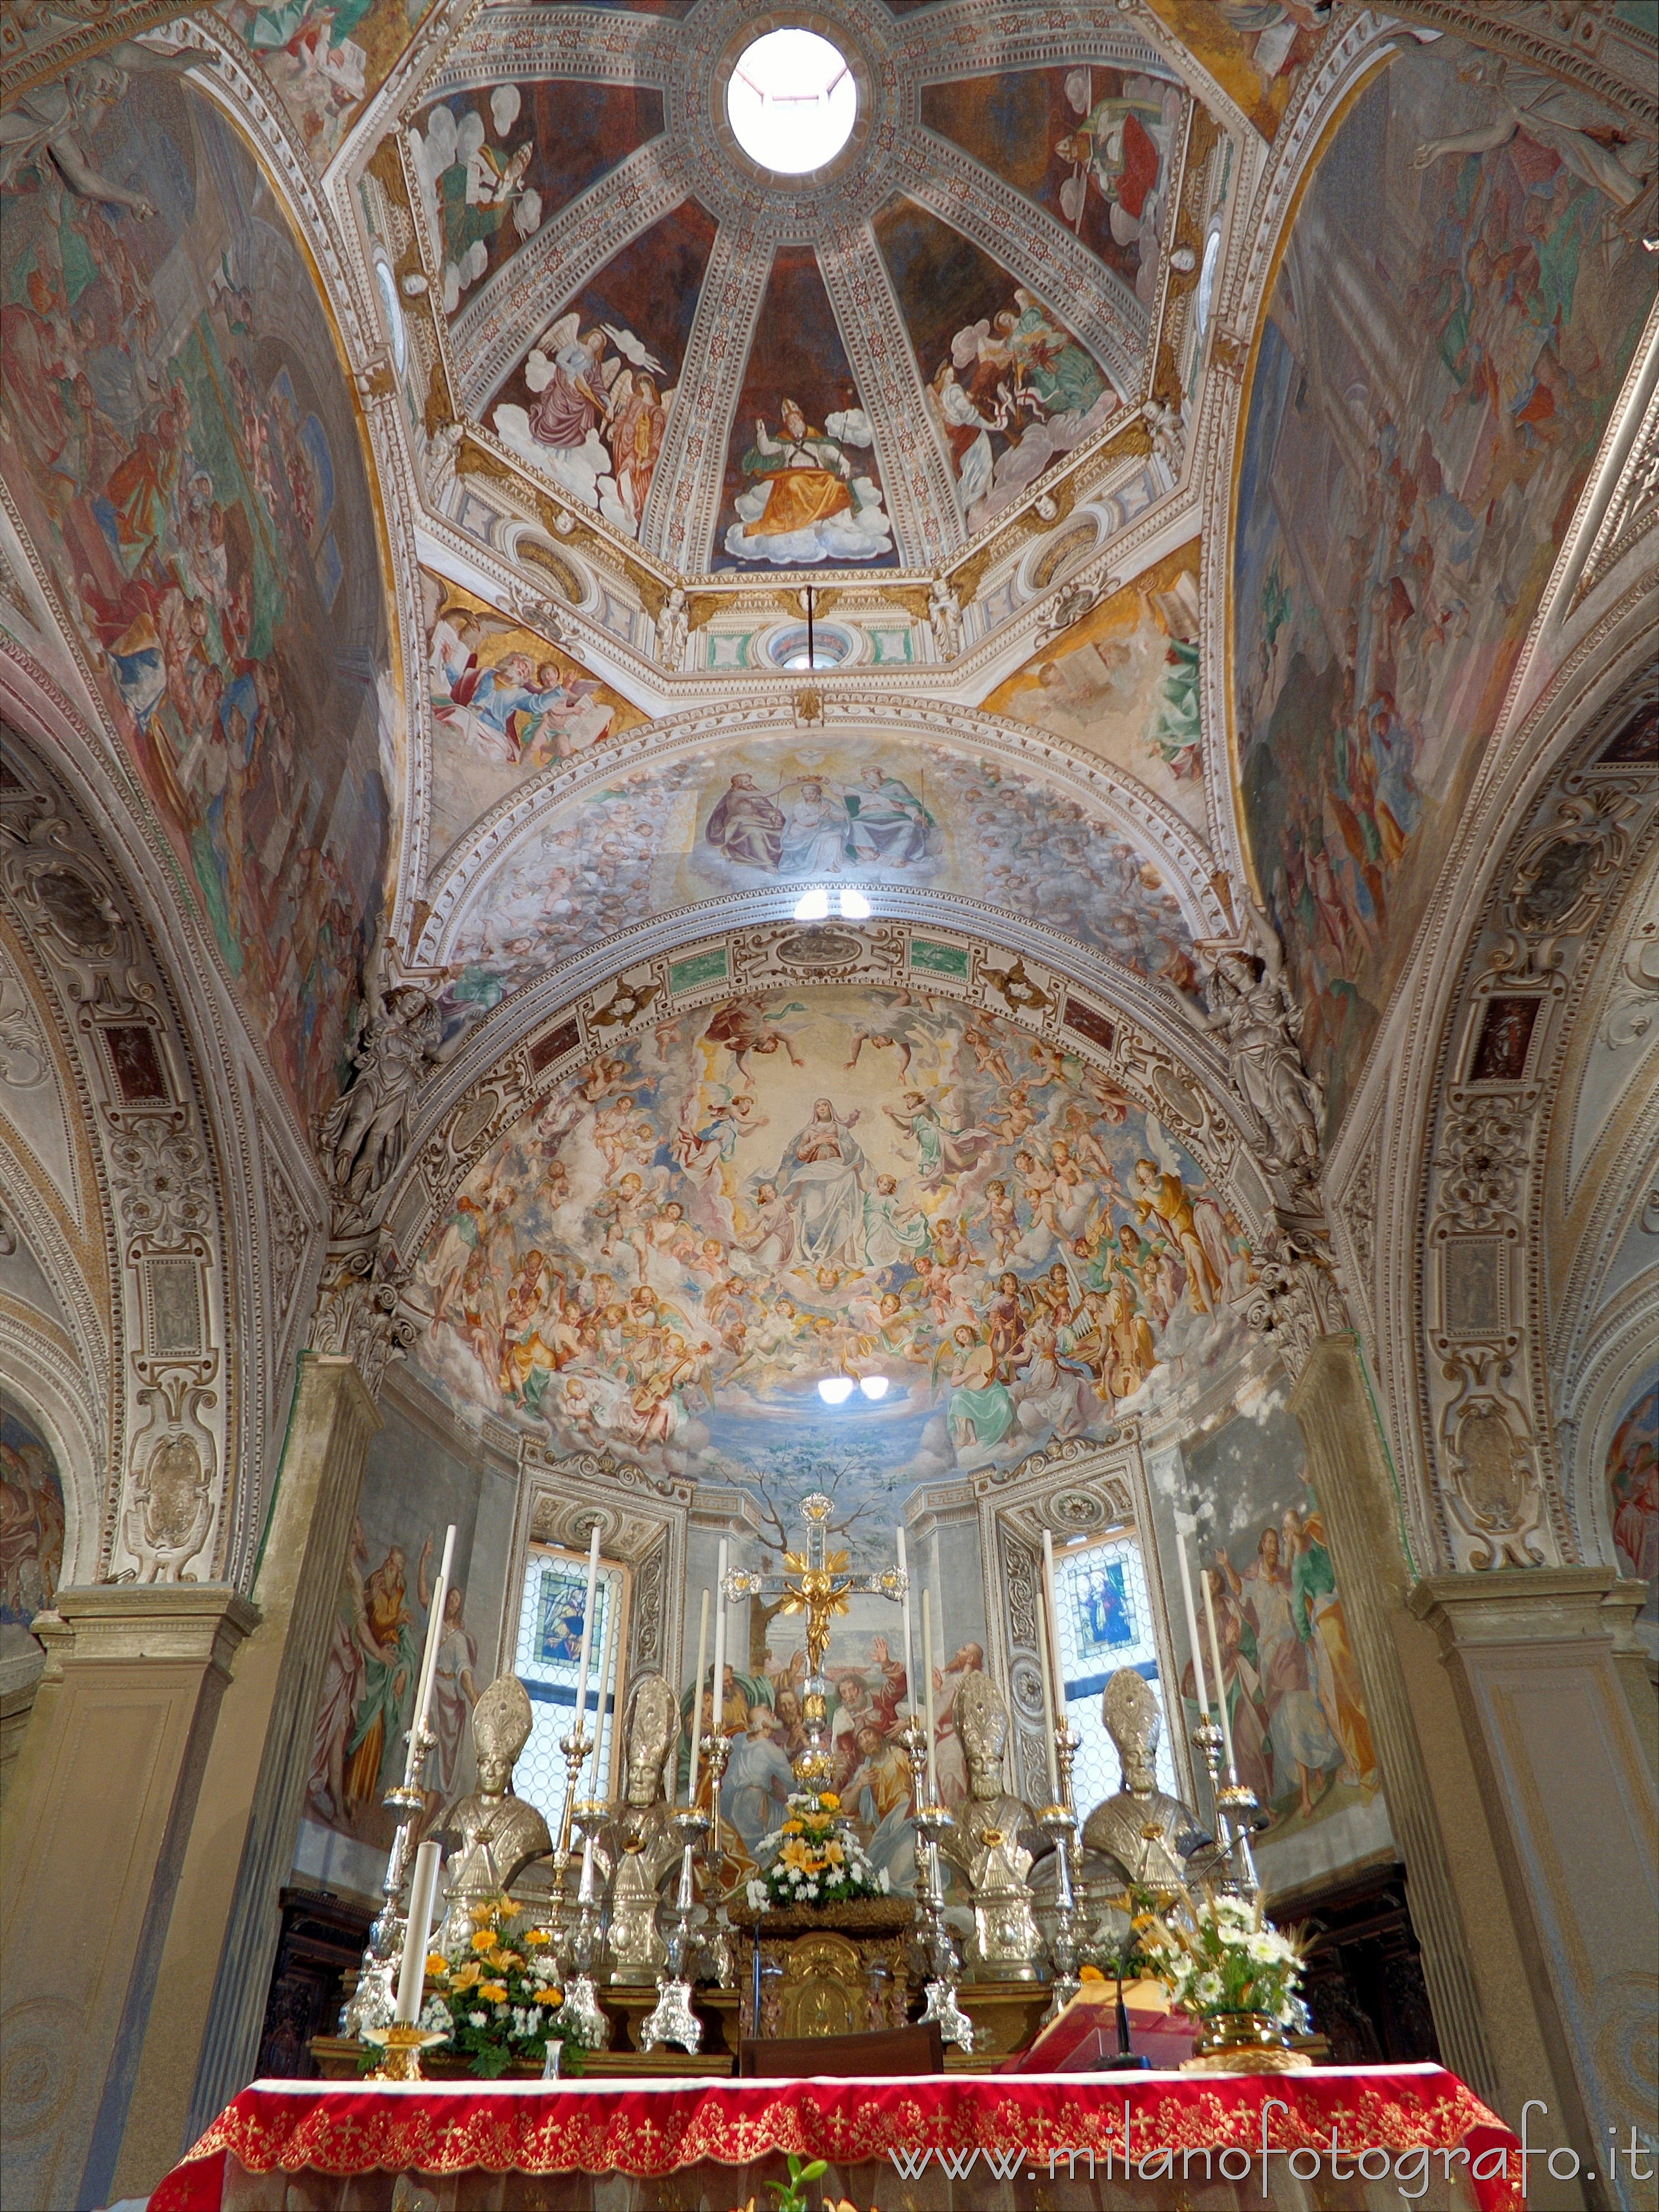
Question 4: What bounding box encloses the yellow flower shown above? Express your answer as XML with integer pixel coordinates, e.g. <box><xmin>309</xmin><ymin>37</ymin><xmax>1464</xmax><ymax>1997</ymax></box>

<box><xmin>780</xmin><ymin>1838</ymin><xmax>815</xmax><ymax>1872</ymax></box>
<box><xmin>825</xmin><ymin>1841</ymin><xmax>845</xmax><ymax>1865</ymax></box>
<box><xmin>425</xmin><ymin>1954</ymin><xmax>449</xmax><ymax>1978</ymax></box>
<box><xmin>525</xmin><ymin>1928</ymin><xmax>551</xmax><ymax>1947</ymax></box>
<box><xmin>495</xmin><ymin>1948</ymin><xmax>525</xmax><ymax>1970</ymax></box>
<box><xmin>477</xmin><ymin>1980</ymin><xmax>509</xmax><ymax>2005</ymax></box>
<box><xmin>782</xmin><ymin>1819</ymin><xmax>804</xmax><ymax>1836</ymax></box>
<box><xmin>450</xmin><ymin>1962</ymin><xmax>482</xmax><ymax>1991</ymax></box>
<box><xmin>471</xmin><ymin>1929</ymin><xmax>499</xmax><ymax>1954</ymax></box>
<box><xmin>544</xmin><ymin>1987</ymin><xmax>563</xmax><ymax>2007</ymax></box>
<box><xmin>1079</xmin><ymin>1965</ymin><xmax>1106</xmax><ymax>1984</ymax></box>
<box><xmin>469</xmin><ymin>1902</ymin><xmax>498</xmax><ymax>1928</ymax></box>
<box><xmin>818</xmin><ymin>1792</ymin><xmax>840</xmax><ymax>1811</ymax></box>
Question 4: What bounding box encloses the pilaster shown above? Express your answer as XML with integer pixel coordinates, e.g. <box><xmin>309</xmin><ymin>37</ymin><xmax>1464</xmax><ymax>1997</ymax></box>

<box><xmin>107</xmin><ymin>1354</ymin><xmax>381</xmax><ymax>2202</ymax></box>
<box><xmin>0</xmin><ymin>1584</ymin><xmax>258</xmax><ymax>2212</ymax></box>
<box><xmin>1410</xmin><ymin>1568</ymin><xmax>1659</xmax><ymax>2210</ymax></box>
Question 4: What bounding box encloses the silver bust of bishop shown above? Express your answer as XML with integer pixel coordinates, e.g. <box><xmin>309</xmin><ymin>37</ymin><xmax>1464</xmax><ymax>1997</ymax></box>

<box><xmin>440</xmin><ymin>1673</ymin><xmax>554</xmax><ymax>1939</ymax></box>
<box><xmin>941</xmin><ymin>1671</ymin><xmax>1050</xmax><ymax>1981</ymax></box>
<box><xmin>1081</xmin><ymin>1668</ymin><xmax>1205</xmax><ymax>1890</ymax></box>
<box><xmin>596</xmin><ymin>1671</ymin><xmax>683</xmax><ymax>1984</ymax></box>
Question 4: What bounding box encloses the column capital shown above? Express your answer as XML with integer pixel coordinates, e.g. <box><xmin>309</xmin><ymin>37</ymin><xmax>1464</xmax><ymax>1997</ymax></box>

<box><xmin>1408</xmin><ymin>1566</ymin><xmax>1626</xmax><ymax>1651</ymax></box>
<box><xmin>41</xmin><ymin>1585</ymin><xmax>260</xmax><ymax>1680</ymax></box>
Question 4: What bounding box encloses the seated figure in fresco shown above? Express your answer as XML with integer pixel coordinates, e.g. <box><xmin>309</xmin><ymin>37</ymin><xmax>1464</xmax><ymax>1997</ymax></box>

<box><xmin>438</xmin><ymin>1673</ymin><xmax>554</xmax><ymax>1939</ymax></box>
<box><xmin>592</xmin><ymin>1671</ymin><xmax>684</xmax><ymax>1984</ymax></box>
<box><xmin>1079</xmin><ymin>1667</ymin><xmax>1207</xmax><ymax>1891</ymax></box>
<box><xmin>938</xmin><ymin>1671</ymin><xmax>1051</xmax><ymax>1980</ymax></box>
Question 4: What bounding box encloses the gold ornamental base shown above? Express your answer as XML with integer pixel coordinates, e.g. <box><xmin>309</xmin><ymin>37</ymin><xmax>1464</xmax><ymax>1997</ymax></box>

<box><xmin>359</xmin><ymin>2022</ymin><xmax>446</xmax><ymax>2080</ymax></box>
<box><xmin>1180</xmin><ymin>2011</ymin><xmax>1314</xmax><ymax>2074</ymax></box>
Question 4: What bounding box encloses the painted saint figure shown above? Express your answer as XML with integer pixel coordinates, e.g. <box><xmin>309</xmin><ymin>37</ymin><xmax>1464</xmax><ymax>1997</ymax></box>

<box><xmin>705</xmin><ymin>772</ymin><xmax>785</xmax><ymax>872</ymax></box>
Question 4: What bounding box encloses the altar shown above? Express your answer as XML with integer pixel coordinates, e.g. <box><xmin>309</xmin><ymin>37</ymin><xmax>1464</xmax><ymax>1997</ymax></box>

<box><xmin>148</xmin><ymin>2066</ymin><xmax>1524</xmax><ymax>2210</ymax></box>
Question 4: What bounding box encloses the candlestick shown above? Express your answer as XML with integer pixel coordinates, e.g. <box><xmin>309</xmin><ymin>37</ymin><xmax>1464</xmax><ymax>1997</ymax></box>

<box><xmin>1201</xmin><ymin>1564</ymin><xmax>1236</xmax><ymax>1775</ymax></box>
<box><xmin>686</xmin><ymin>1585</ymin><xmax>710</xmax><ymax>1803</ymax></box>
<box><xmin>1036</xmin><ymin>1584</ymin><xmax>1062</xmax><ymax>1801</ymax></box>
<box><xmin>922</xmin><ymin>1587</ymin><xmax>938</xmax><ymax>1801</ymax></box>
<box><xmin>896</xmin><ymin>1527</ymin><xmax>915</xmax><ymax>1718</ymax></box>
<box><xmin>711</xmin><ymin>1540</ymin><xmax>729</xmax><ymax>1742</ymax></box>
<box><xmin>569</xmin><ymin>1525</ymin><xmax>601</xmax><ymax>1750</ymax></box>
<box><xmin>403</xmin><ymin>1525</ymin><xmax>456</xmax><ymax>1786</ymax></box>
<box><xmin>394</xmin><ymin>1839</ymin><xmax>442</xmax><ymax>2025</ymax></box>
<box><xmin>587</xmin><ymin>1565</ymin><xmax>618</xmax><ymax>1798</ymax></box>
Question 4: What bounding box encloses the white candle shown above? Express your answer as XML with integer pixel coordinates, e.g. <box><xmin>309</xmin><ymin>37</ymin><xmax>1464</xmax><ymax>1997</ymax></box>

<box><xmin>587</xmin><ymin>1565</ymin><xmax>618</xmax><ymax>1798</ymax></box>
<box><xmin>1202</xmin><ymin>1564</ymin><xmax>1237</xmax><ymax>1775</ymax></box>
<box><xmin>570</xmin><ymin>1524</ymin><xmax>601</xmax><ymax>1743</ymax></box>
<box><xmin>1036</xmin><ymin>1583</ymin><xmax>1061</xmax><ymax>1802</ymax></box>
<box><xmin>896</xmin><ymin>1527</ymin><xmax>916</xmax><ymax>1719</ymax></box>
<box><xmin>394</xmin><ymin>1839</ymin><xmax>443</xmax><ymax>2024</ymax></box>
<box><xmin>1040</xmin><ymin>1529</ymin><xmax>1068</xmax><ymax>1740</ymax></box>
<box><xmin>711</xmin><ymin>1540</ymin><xmax>729</xmax><ymax>1743</ymax></box>
<box><xmin>404</xmin><ymin>1524</ymin><xmax>456</xmax><ymax>1786</ymax></box>
<box><xmin>685</xmin><ymin>1584</ymin><xmax>710</xmax><ymax>1803</ymax></box>
<box><xmin>922</xmin><ymin>1586</ymin><xmax>938</xmax><ymax>1802</ymax></box>
<box><xmin>1172</xmin><ymin>1524</ymin><xmax>1210</xmax><ymax>1725</ymax></box>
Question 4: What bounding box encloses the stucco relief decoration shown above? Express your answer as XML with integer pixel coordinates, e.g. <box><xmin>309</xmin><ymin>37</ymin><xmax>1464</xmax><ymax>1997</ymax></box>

<box><xmin>1440</xmin><ymin>1362</ymin><xmax>1549</xmax><ymax>1572</ymax></box>
<box><xmin>1433</xmin><ymin>1096</ymin><xmax>1529</xmax><ymax>1234</ymax></box>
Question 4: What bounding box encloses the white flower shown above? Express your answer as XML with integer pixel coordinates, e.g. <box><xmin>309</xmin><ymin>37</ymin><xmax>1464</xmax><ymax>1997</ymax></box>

<box><xmin>878</xmin><ymin>1869</ymin><xmax>890</xmax><ymax>1892</ymax></box>
<box><xmin>468</xmin><ymin>2010</ymin><xmax>487</xmax><ymax>2028</ymax></box>
<box><xmin>419</xmin><ymin>1996</ymin><xmax>452</xmax><ymax>2034</ymax></box>
<box><xmin>528</xmin><ymin>2007</ymin><xmax>543</xmax><ymax>2032</ymax></box>
<box><xmin>746</xmin><ymin>1879</ymin><xmax>768</xmax><ymax>1911</ymax></box>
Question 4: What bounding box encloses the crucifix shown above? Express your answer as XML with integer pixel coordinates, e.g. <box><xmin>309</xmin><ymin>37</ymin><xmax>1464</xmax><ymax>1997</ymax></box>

<box><xmin>722</xmin><ymin>1493</ymin><xmax>906</xmax><ymax>1786</ymax></box>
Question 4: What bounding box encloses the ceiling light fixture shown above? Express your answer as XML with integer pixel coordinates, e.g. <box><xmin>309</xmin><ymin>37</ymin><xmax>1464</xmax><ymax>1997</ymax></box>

<box><xmin>794</xmin><ymin>886</ymin><xmax>830</xmax><ymax>920</ymax></box>
<box><xmin>858</xmin><ymin>1375</ymin><xmax>889</xmax><ymax>1400</ymax></box>
<box><xmin>817</xmin><ymin>1376</ymin><xmax>855</xmax><ymax>1405</ymax></box>
<box><xmin>839</xmin><ymin>886</ymin><xmax>871</xmax><ymax>919</ymax></box>
<box><xmin>727</xmin><ymin>28</ymin><xmax>856</xmax><ymax>175</ymax></box>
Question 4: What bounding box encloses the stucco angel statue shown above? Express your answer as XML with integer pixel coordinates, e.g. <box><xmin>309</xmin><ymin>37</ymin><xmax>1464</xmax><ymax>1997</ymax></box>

<box><xmin>1199</xmin><ymin>880</ymin><xmax>1324</xmax><ymax>1178</ymax></box>
<box><xmin>320</xmin><ymin>944</ymin><xmax>453</xmax><ymax>1209</ymax></box>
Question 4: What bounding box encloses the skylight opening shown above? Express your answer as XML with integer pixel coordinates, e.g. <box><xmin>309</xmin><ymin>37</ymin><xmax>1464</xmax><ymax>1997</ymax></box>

<box><xmin>727</xmin><ymin>28</ymin><xmax>857</xmax><ymax>175</ymax></box>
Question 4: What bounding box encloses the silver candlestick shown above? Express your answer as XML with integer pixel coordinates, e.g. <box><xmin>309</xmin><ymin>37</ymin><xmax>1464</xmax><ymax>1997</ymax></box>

<box><xmin>342</xmin><ymin>1722</ymin><xmax>434</xmax><ymax>2037</ymax></box>
<box><xmin>700</xmin><ymin>1729</ymin><xmax>735</xmax><ymax>1988</ymax></box>
<box><xmin>1192</xmin><ymin>1714</ymin><xmax>1260</xmax><ymax>1900</ymax></box>
<box><xmin>1039</xmin><ymin>1800</ymin><xmax>1083</xmax><ymax>2019</ymax></box>
<box><xmin>640</xmin><ymin>1807</ymin><xmax>709</xmax><ymax>2053</ymax></box>
<box><xmin>546</xmin><ymin>1718</ymin><xmax>594</xmax><ymax>1970</ymax></box>
<box><xmin>913</xmin><ymin>1799</ymin><xmax>975</xmax><ymax>2054</ymax></box>
<box><xmin>554</xmin><ymin>1796</ymin><xmax>612</xmax><ymax>2050</ymax></box>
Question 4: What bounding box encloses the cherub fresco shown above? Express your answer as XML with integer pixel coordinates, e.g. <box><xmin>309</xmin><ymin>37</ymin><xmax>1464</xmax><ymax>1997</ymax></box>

<box><xmin>414</xmin><ymin>988</ymin><xmax>1256</xmax><ymax>1505</ymax></box>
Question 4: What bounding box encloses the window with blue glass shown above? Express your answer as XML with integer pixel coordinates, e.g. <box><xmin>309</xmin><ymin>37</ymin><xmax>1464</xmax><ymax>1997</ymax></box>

<box><xmin>512</xmin><ymin>1546</ymin><xmax>627</xmax><ymax>1832</ymax></box>
<box><xmin>1052</xmin><ymin>1532</ymin><xmax>1179</xmax><ymax>1812</ymax></box>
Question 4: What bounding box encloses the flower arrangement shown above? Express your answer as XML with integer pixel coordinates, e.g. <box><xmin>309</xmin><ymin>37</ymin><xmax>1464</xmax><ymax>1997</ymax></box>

<box><xmin>410</xmin><ymin>1895</ymin><xmax>586</xmax><ymax>2078</ymax></box>
<box><xmin>1138</xmin><ymin>1887</ymin><xmax>1310</xmax><ymax>2032</ymax></box>
<box><xmin>745</xmin><ymin>1791</ymin><xmax>889</xmax><ymax>1912</ymax></box>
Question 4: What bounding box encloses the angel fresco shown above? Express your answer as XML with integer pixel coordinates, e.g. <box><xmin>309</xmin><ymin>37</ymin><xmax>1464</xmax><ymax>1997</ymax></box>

<box><xmin>925</xmin><ymin>290</ymin><xmax>1117</xmax><ymax>531</ymax></box>
<box><xmin>493</xmin><ymin>312</ymin><xmax>677</xmax><ymax>540</ymax></box>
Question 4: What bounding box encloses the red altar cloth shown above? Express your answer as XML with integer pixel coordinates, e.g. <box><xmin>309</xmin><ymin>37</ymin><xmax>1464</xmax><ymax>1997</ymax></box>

<box><xmin>150</xmin><ymin>2065</ymin><xmax>1523</xmax><ymax>2211</ymax></box>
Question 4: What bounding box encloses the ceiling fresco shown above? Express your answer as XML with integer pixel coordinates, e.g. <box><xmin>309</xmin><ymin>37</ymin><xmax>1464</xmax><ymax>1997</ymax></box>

<box><xmin>426</xmin><ymin>730</ymin><xmax>1207</xmax><ymax>1036</ymax></box>
<box><xmin>223</xmin><ymin>0</ymin><xmax>442</xmax><ymax>161</ymax></box>
<box><xmin>376</xmin><ymin>0</ymin><xmax>1187</xmax><ymax>572</ymax></box>
<box><xmin>413</xmin><ymin>985</ymin><xmax>1259</xmax><ymax>1542</ymax></box>
<box><xmin>1232</xmin><ymin>34</ymin><xmax>1655</xmax><ymax>1135</ymax></box>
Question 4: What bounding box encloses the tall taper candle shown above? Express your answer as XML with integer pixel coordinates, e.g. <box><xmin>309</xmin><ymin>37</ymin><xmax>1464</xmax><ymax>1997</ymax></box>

<box><xmin>403</xmin><ymin>1524</ymin><xmax>456</xmax><ymax>1786</ymax></box>
<box><xmin>1201</xmin><ymin>1563</ymin><xmax>1237</xmax><ymax>1775</ymax></box>
<box><xmin>1171</xmin><ymin>1521</ymin><xmax>1210</xmax><ymax>1726</ymax></box>
<box><xmin>922</xmin><ymin>1585</ymin><xmax>938</xmax><ymax>1801</ymax></box>
<box><xmin>685</xmin><ymin>1584</ymin><xmax>710</xmax><ymax>1803</ymax></box>
<box><xmin>570</xmin><ymin>1524</ymin><xmax>601</xmax><ymax>1743</ymax></box>
<box><xmin>711</xmin><ymin>1539</ymin><xmax>730</xmax><ymax>1742</ymax></box>
<box><xmin>895</xmin><ymin>1527</ymin><xmax>916</xmax><ymax>1719</ymax></box>
<box><xmin>1036</xmin><ymin>1583</ymin><xmax>1061</xmax><ymax>1801</ymax></box>
<box><xmin>587</xmin><ymin>1564</ymin><xmax>619</xmax><ymax>1797</ymax></box>
<box><xmin>1040</xmin><ymin>1530</ymin><xmax>1068</xmax><ymax>1753</ymax></box>
<box><xmin>394</xmin><ymin>1839</ymin><xmax>442</xmax><ymax>2025</ymax></box>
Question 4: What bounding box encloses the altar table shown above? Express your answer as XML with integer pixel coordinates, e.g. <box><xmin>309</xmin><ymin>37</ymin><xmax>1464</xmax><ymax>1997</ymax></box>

<box><xmin>149</xmin><ymin>2064</ymin><xmax>1523</xmax><ymax>2210</ymax></box>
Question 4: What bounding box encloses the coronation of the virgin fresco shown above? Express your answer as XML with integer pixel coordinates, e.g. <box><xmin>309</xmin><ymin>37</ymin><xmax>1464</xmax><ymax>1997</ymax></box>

<box><xmin>433</xmin><ymin>737</ymin><xmax>1203</xmax><ymax>1035</ymax></box>
<box><xmin>415</xmin><ymin>988</ymin><xmax>1257</xmax><ymax>1530</ymax></box>
<box><xmin>1233</xmin><ymin>35</ymin><xmax>1653</xmax><ymax>1130</ymax></box>
<box><xmin>0</xmin><ymin>51</ymin><xmax>394</xmax><ymax>1119</ymax></box>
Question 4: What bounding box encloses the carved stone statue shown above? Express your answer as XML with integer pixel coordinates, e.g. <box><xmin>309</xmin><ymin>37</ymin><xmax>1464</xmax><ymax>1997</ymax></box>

<box><xmin>597</xmin><ymin>1671</ymin><xmax>682</xmax><ymax>1984</ymax></box>
<box><xmin>440</xmin><ymin>1674</ymin><xmax>553</xmax><ymax>1938</ymax></box>
<box><xmin>1081</xmin><ymin>1668</ymin><xmax>1205</xmax><ymax>1891</ymax></box>
<box><xmin>941</xmin><ymin>1672</ymin><xmax>1048</xmax><ymax>1980</ymax></box>
<box><xmin>928</xmin><ymin>575</ymin><xmax>963</xmax><ymax>661</ymax></box>
<box><xmin>1199</xmin><ymin>899</ymin><xmax>1324</xmax><ymax>1180</ymax></box>
<box><xmin>320</xmin><ymin>961</ymin><xmax>448</xmax><ymax>1208</ymax></box>
<box><xmin>656</xmin><ymin>586</ymin><xmax>689</xmax><ymax>669</ymax></box>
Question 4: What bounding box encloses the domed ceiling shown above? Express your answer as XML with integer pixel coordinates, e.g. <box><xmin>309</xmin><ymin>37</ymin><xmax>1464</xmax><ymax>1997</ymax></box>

<box><xmin>403</xmin><ymin>0</ymin><xmax>1186</xmax><ymax>573</ymax></box>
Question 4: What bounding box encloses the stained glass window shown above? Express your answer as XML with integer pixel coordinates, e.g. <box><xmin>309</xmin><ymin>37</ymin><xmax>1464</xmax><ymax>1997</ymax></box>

<box><xmin>512</xmin><ymin>1546</ymin><xmax>624</xmax><ymax>1832</ymax></box>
